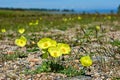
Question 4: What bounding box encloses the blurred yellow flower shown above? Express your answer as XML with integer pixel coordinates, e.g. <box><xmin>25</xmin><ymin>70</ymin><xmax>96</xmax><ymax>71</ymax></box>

<box><xmin>29</xmin><ymin>20</ymin><xmax>39</xmax><ymax>26</ymax></box>
<box><xmin>69</xmin><ymin>18</ymin><xmax>72</xmax><ymax>21</ymax></box>
<box><xmin>78</xmin><ymin>16</ymin><xmax>82</xmax><ymax>20</ymax></box>
<box><xmin>37</xmin><ymin>38</ymin><xmax>57</xmax><ymax>49</ymax></box>
<box><xmin>92</xmin><ymin>17</ymin><xmax>96</xmax><ymax>20</ymax></box>
<box><xmin>18</xmin><ymin>28</ymin><xmax>25</xmax><ymax>34</ymax></box>
<box><xmin>80</xmin><ymin>55</ymin><xmax>92</xmax><ymax>67</ymax></box>
<box><xmin>57</xmin><ymin>43</ymin><xmax>71</xmax><ymax>54</ymax></box>
<box><xmin>107</xmin><ymin>16</ymin><xmax>111</xmax><ymax>20</ymax></box>
<box><xmin>95</xmin><ymin>26</ymin><xmax>100</xmax><ymax>31</ymax></box>
<box><xmin>63</xmin><ymin>18</ymin><xmax>67</xmax><ymax>22</ymax></box>
<box><xmin>15</xmin><ymin>36</ymin><xmax>27</xmax><ymax>47</ymax></box>
<box><xmin>35</xmin><ymin>20</ymin><xmax>39</xmax><ymax>25</ymax></box>
<box><xmin>48</xmin><ymin>47</ymin><xmax>62</xmax><ymax>57</ymax></box>
<box><xmin>1</xmin><ymin>29</ymin><xmax>6</xmax><ymax>33</ymax></box>
<box><xmin>40</xmin><ymin>17</ymin><xmax>42</xmax><ymax>20</ymax></box>
<box><xmin>29</xmin><ymin>22</ymin><xmax>33</xmax><ymax>26</ymax></box>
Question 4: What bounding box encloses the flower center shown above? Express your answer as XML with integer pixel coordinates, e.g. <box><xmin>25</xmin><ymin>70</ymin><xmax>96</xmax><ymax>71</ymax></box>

<box><xmin>62</xmin><ymin>48</ymin><xmax>66</xmax><ymax>53</ymax></box>
<box><xmin>20</xmin><ymin>41</ymin><xmax>24</xmax><ymax>44</ymax></box>
<box><xmin>44</xmin><ymin>43</ymin><xmax>48</xmax><ymax>47</ymax></box>
<box><xmin>53</xmin><ymin>52</ymin><xmax>57</xmax><ymax>56</ymax></box>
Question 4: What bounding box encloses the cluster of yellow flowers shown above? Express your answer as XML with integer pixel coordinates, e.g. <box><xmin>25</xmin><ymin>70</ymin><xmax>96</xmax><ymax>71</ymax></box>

<box><xmin>37</xmin><ymin>38</ymin><xmax>71</xmax><ymax>58</ymax></box>
<box><xmin>15</xmin><ymin>37</ymin><xmax>71</xmax><ymax>58</ymax></box>
<box><xmin>62</xmin><ymin>18</ymin><xmax>68</xmax><ymax>22</ymax></box>
<box><xmin>29</xmin><ymin>20</ymin><xmax>39</xmax><ymax>26</ymax></box>
<box><xmin>14</xmin><ymin>27</ymin><xmax>26</xmax><ymax>47</ymax></box>
<box><xmin>104</xmin><ymin>16</ymin><xmax>112</xmax><ymax>20</ymax></box>
<box><xmin>14</xmin><ymin>36</ymin><xmax>92</xmax><ymax>67</ymax></box>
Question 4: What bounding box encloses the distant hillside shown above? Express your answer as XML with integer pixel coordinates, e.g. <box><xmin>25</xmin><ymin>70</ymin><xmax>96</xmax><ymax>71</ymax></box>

<box><xmin>0</xmin><ymin>7</ymin><xmax>74</xmax><ymax>12</ymax></box>
<box><xmin>0</xmin><ymin>7</ymin><xmax>118</xmax><ymax>14</ymax></box>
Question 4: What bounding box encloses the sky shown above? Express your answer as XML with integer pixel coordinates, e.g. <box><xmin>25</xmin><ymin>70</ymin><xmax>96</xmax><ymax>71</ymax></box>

<box><xmin>0</xmin><ymin>0</ymin><xmax>120</xmax><ymax>10</ymax></box>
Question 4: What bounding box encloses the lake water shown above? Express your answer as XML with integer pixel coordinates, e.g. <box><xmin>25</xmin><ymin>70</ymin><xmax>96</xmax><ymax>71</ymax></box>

<box><xmin>46</xmin><ymin>9</ymin><xmax>117</xmax><ymax>14</ymax></box>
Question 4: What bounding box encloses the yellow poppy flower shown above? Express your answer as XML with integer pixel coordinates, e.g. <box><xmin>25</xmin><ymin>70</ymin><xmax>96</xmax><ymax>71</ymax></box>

<box><xmin>35</xmin><ymin>20</ymin><xmax>39</xmax><ymax>25</ymax></box>
<box><xmin>57</xmin><ymin>43</ymin><xmax>71</xmax><ymax>54</ymax></box>
<box><xmin>40</xmin><ymin>17</ymin><xmax>42</xmax><ymax>20</ymax></box>
<box><xmin>95</xmin><ymin>26</ymin><xmax>100</xmax><ymax>31</ymax></box>
<box><xmin>69</xmin><ymin>18</ymin><xmax>72</xmax><ymax>21</ymax></box>
<box><xmin>80</xmin><ymin>55</ymin><xmax>92</xmax><ymax>67</ymax></box>
<box><xmin>29</xmin><ymin>22</ymin><xmax>33</xmax><ymax>26</ymax></box>
<box><xmin>78</xmin><ymin>16</ymin><xmax>82</xmax><ymax>20</ymax></box>
<box><xmin>107</xmin><ymin>16</ymin><xmax>111</xmax><ymax>20</ymax></box>
<box><xmin>1</xmin><ymin>29</ymin><xmax>6</xmax><ymax>33</ymax></box>
<box><xmin>37</xmin><ymin>38</ymin><xmax>56</xmax><ymax>49</ymax></box>
<box><xmin>18</xmin><ymin>28</ymin><xmax>25</xmax><ymax>34</ymax></box>
<box><xmin>48</xmin><ymin>47</ymin><xmax>62</xmax><ymax>58</ymax></box>
<box><xmin>63</xmin><ymin>18</ymin><xmax>67</xmax><ymax>22</ymax></box>
<box><xmin>15</xmin><ymin>36</ymin><xmax>27</xmax><ymax>47</ymax></box>
<box><xmin>35</xmin><ymin>22</ymin><xmax>38</xmax><ymax>25</ymax></box>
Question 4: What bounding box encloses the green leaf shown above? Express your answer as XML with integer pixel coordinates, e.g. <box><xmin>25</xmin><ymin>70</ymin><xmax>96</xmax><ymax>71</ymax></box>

<box><xmin>41</xmin><ymin>52</ymin><xmax>49</xmax><ymax>59</ymax></box>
